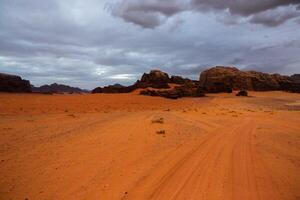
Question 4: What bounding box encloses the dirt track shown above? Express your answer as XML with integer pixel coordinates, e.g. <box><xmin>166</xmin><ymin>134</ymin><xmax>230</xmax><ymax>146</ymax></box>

<box><xmin>0</xmin><ymin>92</ymin><xmax>300</xmax><ymax>200</ymax></box>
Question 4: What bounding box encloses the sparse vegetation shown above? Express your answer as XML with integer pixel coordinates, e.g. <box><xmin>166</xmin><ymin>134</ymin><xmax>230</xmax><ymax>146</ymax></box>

<box><xmin>156</xmin><ymin>130</ymin><xmax>166</xmax><ymax>134</ymax></box>
<box><xmin>151</xmin><ymin>117</ymin><xmax>164</xmax><ymax>124</ymax></box>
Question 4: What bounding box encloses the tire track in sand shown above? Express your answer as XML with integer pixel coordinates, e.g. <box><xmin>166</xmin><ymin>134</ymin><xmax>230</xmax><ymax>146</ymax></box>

<box><xmin>136</xmin><ymin>118</ymin><xmax>283</xmax><ymax>200</ymax></box>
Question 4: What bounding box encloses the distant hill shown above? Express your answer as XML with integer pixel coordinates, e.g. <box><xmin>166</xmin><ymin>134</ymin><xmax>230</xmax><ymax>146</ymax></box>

<box><xmin>32</xmin><ymin>83</ymin><xmax>88</xmax><ymax>93</ymax></box>
<box><xmin>0</xmin><ymin>73</ymin><xmax>31</xmax><ymax>93</ymax></box>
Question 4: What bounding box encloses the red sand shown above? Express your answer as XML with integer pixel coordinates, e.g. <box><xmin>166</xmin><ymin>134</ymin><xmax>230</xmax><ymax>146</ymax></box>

<box><xmin>0</xmin><ymin>91</ymin><xmax>300</xmax><ymax>200</ymax></box>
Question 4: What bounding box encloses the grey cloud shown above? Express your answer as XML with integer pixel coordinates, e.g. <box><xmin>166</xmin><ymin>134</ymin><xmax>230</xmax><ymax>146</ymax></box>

<box><xmin>111</xmin><ymin>0</ymin><xmax>186</xmax><ymax>28</ymax></box>
<box><xmin>249</xmin><ymin>6</ymin><xmax>300</xmax><ymax>27</ymax></box>
<box><xmin>192</xmin><ymin>0</ymin><xmax>298</xmax><ymax>16</ymax></box>
<box><xmin>115</xmin><ymin>11</ymin><xmax>163</xmax><ymax>29</ymax></box>
<box><xmin>112</xmin><ymin>0</ymin><xmax>300</xmax><ymax>28</ymax></box>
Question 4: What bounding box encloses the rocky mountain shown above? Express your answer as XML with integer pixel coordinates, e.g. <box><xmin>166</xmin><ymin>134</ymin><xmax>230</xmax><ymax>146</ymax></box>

<box><xmin>199</xmin><ymin>66</ymin><xmax>300</xmax><ymax>93</ymax></box>
<box><xmin>0</xmin><ymin>73</ymin><xmax>31</xmax><ymax>93</ymax></box>
<box><xmin>32</xmin><ymin>83</ymin><xmax>86</xmax><ymax>93</ymax></box>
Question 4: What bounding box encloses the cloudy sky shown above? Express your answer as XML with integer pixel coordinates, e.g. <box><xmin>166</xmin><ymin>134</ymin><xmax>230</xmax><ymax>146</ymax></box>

<box><xmin>0</xmin><ymin>0</ymin><xmax>300</xmax><ymax>89</ymax></box>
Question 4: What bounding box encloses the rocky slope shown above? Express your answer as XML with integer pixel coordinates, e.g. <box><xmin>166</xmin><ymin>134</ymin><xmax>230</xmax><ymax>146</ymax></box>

<box><xmin>199</xmin><ymin>66</ymin><xmax>300</xmax><ymax>93</ymax></box>
<box><xmin>0</xmin><ymin>73</ymin><xmax>31</xmax><ymax>93</ymax></box>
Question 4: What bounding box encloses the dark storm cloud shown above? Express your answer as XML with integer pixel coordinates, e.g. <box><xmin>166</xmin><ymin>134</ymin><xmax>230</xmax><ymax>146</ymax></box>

<box><xmin>0</xmin><ymin>0</ymin><xmax>299</xmax><ymax>89</ymax></box>
<box><xmin>111</xmin><ymin>0</ymin><xmax>186</xmax><ymax>28</ymax></box>
<box><xmin>192</xmin><ymin>0</ymin><xmax>299</xmax><ymax>16</ymax></box>
<box><xmin>249</xmin><ymin>5</ymin><xmax>300</xmax><ymax>27</ymax></box>
<box><xmin>112</xmin><ymin>0</ymin><xmax>300</xmax><ymax>28</ymax></box>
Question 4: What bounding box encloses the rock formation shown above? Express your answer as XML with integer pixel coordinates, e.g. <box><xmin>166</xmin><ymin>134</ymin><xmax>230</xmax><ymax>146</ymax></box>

<box><xmin>0</xmin><ymin>73</ymin><xmax>31</xmax><ymax>93</ymax></box>
<box><xmin>199</xmin><ymin>66</ymin><xmax>300</xmax><ymax>93</ymax></box>
<box><xmin>92</xmin><ymin>84</ymin><xmax>134</xmax><ymax>94</ymax></box>
<box><xmin>32</xmin><ymin>83</ymin><xmax>86</xmax><ymax>93</ymax></box>
<box><xmin>140</xmin><ymin>82</ymin><xmax>205</xmax><ymax>99</ymax></box>
<box><xmin>170</xmin><ymin>76</ymin><xmax>196</xmax><ymax>85</ymax></box>
<box><xmin>134</xmin><ymin>70</ymin><xmax>170</xmax><ymax>89</ymax></box>
<box><xmin>92</xmin><ymin>69</ymin><xmax>204</xmax><ymax>98</ymax></box>
<box><xmin>91</xmin><ymin>87</ymin><xmax>103</xmax><ymax>94</ymax></box>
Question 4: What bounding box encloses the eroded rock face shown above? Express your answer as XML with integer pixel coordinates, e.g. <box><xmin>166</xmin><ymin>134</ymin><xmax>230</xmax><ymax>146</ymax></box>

<box><xmin>140</xmin><ymin>82</ymin><xmax>205</xmax><ymax>99</ymax></box>
<box><xmin>170</xmin><ymin>76</ymin><xmax>196</xmax><ymax>85</ymax></box>
<box><xmin>141</xmin><ymin>70</ymin><xmax>169</xmax><ymax>83</ymax></box>
<box><xmin>135</xmin><ymin>70</ymin><xmax>170</xmax><ymax>89</ymax></box>
<box><xmin>0</xmin><ymin>73</ymin><xmax>31</xmax><ymax>93</ymax></box>
<box><xmin>199</xmin><ymin>66</ymin><xmax>299</xmax><ymax>93</ymax></box>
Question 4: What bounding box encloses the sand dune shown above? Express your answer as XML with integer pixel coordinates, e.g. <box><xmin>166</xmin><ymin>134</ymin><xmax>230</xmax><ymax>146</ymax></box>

<box><xmin>0</xmin><ymin>91</ymin><xmax>300</xmax><ymax>200</ymax></box>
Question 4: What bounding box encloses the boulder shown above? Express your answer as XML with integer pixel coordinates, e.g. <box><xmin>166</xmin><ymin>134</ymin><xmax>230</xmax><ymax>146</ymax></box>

<box><xmin>236</xmin><ymin>90</ymin><xmax>248</xmax><ymax>96</ymax></box>
<box><xmin>0</xmin><ymin>73</ymin><xmax>31</xmax><ymax>93</ymax></box>
<box><xmin>199</xmin><ymin>66</ymin><xmax>299</xmax><ymax>93</ymax></box>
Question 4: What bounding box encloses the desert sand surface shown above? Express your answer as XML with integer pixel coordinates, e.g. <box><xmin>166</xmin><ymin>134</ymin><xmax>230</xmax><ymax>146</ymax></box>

<box><xmin>0</xmin><ymin>91</ymin><xmax>300</xmax><ymax>200</ymax></box>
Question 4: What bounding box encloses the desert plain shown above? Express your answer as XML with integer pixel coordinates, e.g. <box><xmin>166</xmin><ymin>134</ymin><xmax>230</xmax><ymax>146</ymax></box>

<box><xmin>0</xmin><ymin>91</ymin><xmax>300</xmax><ymax>200</ymax></box>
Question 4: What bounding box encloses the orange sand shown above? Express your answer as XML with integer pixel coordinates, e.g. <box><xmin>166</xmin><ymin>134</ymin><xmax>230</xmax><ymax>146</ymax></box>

<box><xmin>0</xmin><ymin>91</ymin><xmax>300</xmax><ymax>200</ymax></box>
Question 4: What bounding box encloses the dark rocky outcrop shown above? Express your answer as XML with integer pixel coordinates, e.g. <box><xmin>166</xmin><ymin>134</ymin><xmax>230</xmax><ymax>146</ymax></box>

<box><xmin>291</xmin><ymin>74</ymin><xmax>300</xmax><ymax>83</ymax></box>
<box><xmin>170</xmin><ymin>75</ymin><xmax>196</xmax><ymax>85</ymax></box>
<box><xmin>92</xmin><ymin>69</ymin><xmax>204</xmax><ymax>99</ymax></box>
<box><xmin>140</xmin><ymin>89</ymin><xmax>181</xmax><ymax>99</ymax></box>
<box><xmin>134</xmin><ymin>70</ymin><xmax>170</xmax><ymax>89</ymax></box>
<box><xmin>92</xmin><ymin>84</ymin><xmax>136</xmax><ymax>94</ymax></box>
<box><xmin>92</xmin><ymin>70</ymin><xmax>173</xmax><ymax>94</ymax></box>
<box><xmin>32</xmin><ymin>83</ymin><xmax>86</xmax><ymax>93</ymax></box>
<box><xmin>199</xmin><ymin>66</ymin><xmax>300</xmax><ymax>93</ymax></box>
<box><xmin>91</xmin><ymin>87</ymin><xmax>103</xmax><ymax>94</ymax></box>
<box><xmin>140</xmin><ymin>82</ymin><xmax>205</xmax><ymax>99</ymax></box>
<box><xmin>236</xmin><ymin>90</ymin><xmax>248</xmax><ymax>96</ymax></box>
<box><xmin>102</xmin><ymin>84</ymin><xmax>127</xmax><ymax>93</ymax></box>
<box><xmin>0</xmin><ymin>73</ymin><xmax>31</xmax><ymax>93</ymax></box>
<box><xmin>94</xmin><ymin>70</ymin><xmax>204</xmax><ymax>99</ymax></box>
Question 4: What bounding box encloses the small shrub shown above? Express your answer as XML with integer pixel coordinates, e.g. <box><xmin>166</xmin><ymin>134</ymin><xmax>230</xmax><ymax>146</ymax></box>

<box><xmin>156</xmin><ymin>130</ymin><xmax>166</xmax><ymax>134</ymax></box>
<box><xmin>151</xmin><ymin>117</ymin><xmax>164</xmax><ymax>124</ymax></box>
